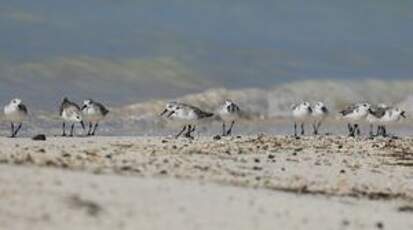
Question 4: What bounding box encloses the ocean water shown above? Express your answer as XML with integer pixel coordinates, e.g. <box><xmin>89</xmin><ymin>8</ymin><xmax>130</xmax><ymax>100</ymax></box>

<box><xmin>1</xmin><ymin>1</ymin><xmax>412</xmax><ymax>137</ymax></box>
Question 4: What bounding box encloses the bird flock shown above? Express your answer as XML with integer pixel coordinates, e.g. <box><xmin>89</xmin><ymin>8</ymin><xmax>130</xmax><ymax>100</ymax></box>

<box><xmin>291</xmin><ymin>101</ymin><xmax>406</xmax><ymax>138</ymax></box>
<box><xmin>4</xmin><ymin>97</ymin><xmax>109</xmax><ymax>138</ymax></box>
<box><xmin>2</xmin><ymin>97</ymin><xmax>408</xmax><ymax>139</ymax></box>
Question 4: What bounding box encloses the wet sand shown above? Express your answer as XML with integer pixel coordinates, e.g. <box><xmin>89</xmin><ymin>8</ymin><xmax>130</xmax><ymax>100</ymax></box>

<box><xmin>0</xmin><ymin>135</ymin><xmax>413</xmax><ymax>229</ymax></box>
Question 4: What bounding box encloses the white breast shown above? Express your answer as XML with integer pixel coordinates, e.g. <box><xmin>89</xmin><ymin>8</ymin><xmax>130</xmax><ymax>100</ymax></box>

<box><xmin>4</xmin><ymin>105</ymin><xmax>27</xmax><ymax>122</ymax></box>
<box><xmin>292</xmin><ymin>107</ymin><xmax>311</xmax><ymax>120</ymax></box>
<box><xmin>62</xmin><ymin>110</ymin><xmax>81</xmax><ymax>122</ymax></box>
<box><xmin>83</xmin><ymin>106</ymin><xmax>104</xmax><ymax>122</ymax></box>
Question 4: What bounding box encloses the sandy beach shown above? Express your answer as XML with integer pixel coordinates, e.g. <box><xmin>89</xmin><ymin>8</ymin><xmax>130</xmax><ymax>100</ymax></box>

<box><xmin>0</xmin><ymin>135</ymin><xmax>412</xmax><ymax>229</ymax></box>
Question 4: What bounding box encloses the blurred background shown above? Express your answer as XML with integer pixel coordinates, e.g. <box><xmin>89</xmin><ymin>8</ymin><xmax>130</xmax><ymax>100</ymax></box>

<box><xmin>0</xmin><ymin>0</ymin><xmax>412</xmax><ymax>135</ymax></box>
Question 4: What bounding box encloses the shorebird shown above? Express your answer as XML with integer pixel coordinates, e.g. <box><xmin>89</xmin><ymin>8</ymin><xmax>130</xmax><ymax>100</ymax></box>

<box><xmin>217</xmin><ymin>99</ymin><xmax>241</xmax><ymax>136</ymax></box>
<box><xmin>81</xmin><ymin>99</ymin><xmax>109</xmax><ymax>136</ymax></box>
<box><xmin>291</xmin><ymin>102</ymin><xmax>312</xmax><ymax>136</ymax></box>
<box><xmin>366</xmin><ymin>104</ymin><xmax>388</xmax><ymax>137</ymax></box>
<box><xmin>4</xmin><ymin>98</ymin><xmax>28</xmax><ymax>138</ymax></box>
<box><xmin>60</xmin><ymin>97</ymin><xmax>85</xmax><ymax>137</ymax></box>
<box><xmin>160</xmin><ymin>102</ymin><xmax>214</xmax><ymax>139</ymax></box>
<box><xmin>339</xmin><ymin>103</ymin><xmax>371</xmax><ymax>137</ymax></box>
<box><xmin>311</xmin><ymin>102</ymin><xmax>329</xmax><ymax>135</ymax></box>
<box><xmin>367</xmin><ymin>106</ymin><xmax>406</xmax><ymax>137</ymax></box>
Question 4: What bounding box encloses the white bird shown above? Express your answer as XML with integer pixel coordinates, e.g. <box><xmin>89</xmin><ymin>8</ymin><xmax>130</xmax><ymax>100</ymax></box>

<box><xmin>4</xmin><ymin>98</ymin><xmax>28</xmax><ymax>138</ymax></box>
<box><xmin>217</xmin><ymin>99</ymin><xmax>241</xmax><ymax>136</ymax></box>
<box><xmin>60</xmin><ymin>97</ymin><xmax>85</xmax><ymax>137</ymax></box>
<box><xmin>311</xmin><ymin>102</ymin><xmax>329</xmax><ymax>135</ymax></box>
<box><xmin>160</xmin><ymin>102</ymin><xmax>214</xmax><ymax>139</ymax></box>
<box><xmin>367</xmin><ymin>106</ymin><xmax>406</xmax><ymax>137</ymax></box>
<box><xmin>81</xmin><ymin>99</ymin><xmax>109</xmax><ymax>136</ymax></box>
<box><xmin>339</xmin><ymin>103</ymin><xmax>371</xmax><ymax>137</ymax></box>
<box><xmin>291</xmin><ymin>102</ymin><xmax>312</xmax><ymax>136</ymax></box>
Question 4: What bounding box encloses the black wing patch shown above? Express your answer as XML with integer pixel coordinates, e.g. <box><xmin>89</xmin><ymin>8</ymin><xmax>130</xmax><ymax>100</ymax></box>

<box><xmin>18</xmin><ymin>104</ymin><xmax>28</xmax><ymax>114</ymax></box>
<box><xmin>369</xmin><ymin>107</ymin><xmax>387</xmax><ymax>118</ymax></box>
<box><xmin>96</xmin><ymin>102</ymin><xmax>109</xmax><ymax>116</ymax></box>
<box><xmin>340</xmin><ymin>105</ymin><xmax>357</xmax><ymax>116</ymax></box>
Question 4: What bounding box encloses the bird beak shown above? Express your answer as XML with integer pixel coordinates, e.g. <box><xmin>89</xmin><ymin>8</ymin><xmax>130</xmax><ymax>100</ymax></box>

<box><xmin>80</xmin><ymin>121</ymin><xmax>86</xmax><ymax>130</ymax></box>
<box><xmin>166</xmin><ymin>110</ymin><xmax>175</xmax><ymax>118</ymax></box>
<box><xmin>81</xmin><ymin>105</ymin><xmax>87</xmax><ymax>110</ymax></box>
<box><xmin>160</xmin><ymin>109</ymin><xmax>168</xmax><ymax>116</ymax></box>
<box><xmin>401</xmin><ymin>111</ymin><xmax>406</xmax><ymax>119</ymax></box>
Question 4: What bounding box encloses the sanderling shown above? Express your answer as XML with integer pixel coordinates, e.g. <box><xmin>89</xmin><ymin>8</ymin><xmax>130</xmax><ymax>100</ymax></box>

<box><xmin>60</xmin><ymin>97</ymin><xmax>85</xmax><ymax>137</ymax></box>
<box><xmin>4</xmin><ymin>98</ymin><xmax>28</xmax><ymax>138</ymax></box>
<box><xmin>339</xmin><ymin>103</ymin><xmax>371</xmax><ymax>137</ymax></box>
<box><xmin>366</xmin><ymin>104</ymin><xmax>388</xmax><ymax>137</ymax></box>
<box><xmin>160</xmin><ymin>102</ymin><xmax>214</xmax><ymax>139</ymax></box>
<box><xmin>367</xmin><ymin>106</ymin><xmax>406</xmax><ymax>137</ymax></box>
<box><xmin>291</xmin><ymin>102</ymin><xmax>312</xmax><ymax>136</ymax></box>
<box><xmin>311</xmin><ymin>102</ymin><xmax>329</xmax><ymax>135</ymax></box>
<box><xmin>81</xmin><ymin>99</ymin><xmax>109</xmax><ymax>136</ymax></box>
<box><xmin>217</xmin><ymin>99</ymin><xmax>241</xmax><ymax>136</ymax></box>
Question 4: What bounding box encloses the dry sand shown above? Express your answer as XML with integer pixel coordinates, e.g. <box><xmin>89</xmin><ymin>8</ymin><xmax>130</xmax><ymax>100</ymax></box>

<box><xmin>0</xmin><ymin>135</ymin><xmax>413</xmax><ymax>229</ymax></box>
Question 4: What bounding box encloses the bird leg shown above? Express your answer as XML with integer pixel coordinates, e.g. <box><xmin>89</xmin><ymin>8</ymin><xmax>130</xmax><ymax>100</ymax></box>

<box><xmin>175</xmin><ymin>125</ymin><xmax>187</xmax><ymax>138</ymax></box>
<box><xmin>87</xmin><ymin>122</ymin><xmax>93</xmax><ymax>136</ymax></box>
<box><xmin>315</xmin><ymin>121</ymin><xmax>322</xmax><ymax>135</ymax></box>
<box><xmin>369</xmin><ymin>124</ymin><xmax>374</xmax><ymax>137</ymax></box>
<box><xmin>13</xmin><ymin>123</ymin><xmax>22</xmax><ymax>137</ymax></box>
<box><xmin>347</xmin><ymin>123</ymin><xmax>355</xmax><ymax>137</ymax></box>
<box><xmin>91</xmin><ymin>123</ymin><xmax>99</xmax><ymax>136</ymax></box>
<box><xmin>9</xmin><ymin>122</ymin><xmax>15</xmax><ymax>138</ymax></box>
<box><xmin>185</xmin><ymin>125</ymin><xmax>193</xmax><ymax>138</ymax></box>
<box><xmin>377</xmin><ymin>126</ymin><xmax>383</xmax><ymax>137</ymax></box>
<box><xmin>312</xmin><ymin>123</ymin><xmax>318</xmax><ymax>135</ymax></box>
<box><xmin>294</xmin><ymin>122</ymin><xmax>298</xmax><ymax>137</ymax></box>
<box><xmin>190</xmin><ymin>125</ymin><xmax>196</xmax><ymax>133</ymax></box>
<box><xmin>354</xmin><ymin>124</ymin><xmax>360</xmax><ymax>136</ymax></box>
<box><xmin>184</xmin><ymin>125</ymin><xmax>196</xmax><ymax>139</ymax></box>
<box><xmin>301</xmin><ymin>123</ymin><xmax>305</xmax><ymax>136</ymax></box>
<box><xmin>70</xmin><ymin>123</ymin><xmax>75</xmax><ymax>137</ymax></box>
<box><xmin>226</xmin><ymin>120</ymin><xmax>235</xmax><ymax>136</ymax></box>
<box><xmin>381</xmin><ymin>125</ymin><xmax>387</xmax><ymax>137</ymax></box>
<box><xmin>222</xmin><ymin>122</ymin><xmax>227</xmax><ymax>136</ymax></box>
<box><xmin>62</xmin><ymin>122</ymin><xmax>66</xmax><ymax>136</ymax></box>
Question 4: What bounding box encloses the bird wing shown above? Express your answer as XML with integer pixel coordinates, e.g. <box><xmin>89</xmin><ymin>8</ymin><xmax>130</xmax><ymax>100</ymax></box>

<box><xmin>18</xmin><ymin>104</ymin><xmax>28</xmax><ymax>114</ymax></box>
<box><xmin>184</xmin><ymin>103</ymin><xmax>214</xmax><ymax>118</ymax></box>
<box><xmin>60</xmin><ymin>99</ymin><xmax>80</xmax><ymax>115</ymax></box>
<box><xmin>95</xmin><ymin>102</ymin><xmax>109</xmax><ymax>116</ymax></box>
<box><xmin>369</xmin><ymin>106</ymin><xmax>388</xmax><ymax>118</ymax></box>
<box><xmin>340</xmin><ymin>104</ymin><xmax>357</xmax><ymax>116</ymax></box>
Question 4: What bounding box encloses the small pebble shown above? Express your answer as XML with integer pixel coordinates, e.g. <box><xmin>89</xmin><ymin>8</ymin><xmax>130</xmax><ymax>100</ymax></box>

<box><xmin>252</xmin><ymin>166</ymin><xmax>262</xmax><ymax>171</ymax></box>
<box><xmin>32</xmin><ymin>134</ymin><xmax>47</xmax><ymax>141</ymax></box>
<box><xmin>376</xmin><ymin>222</ymin><xmax>384</xmax><ymax>229</ymax></box>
